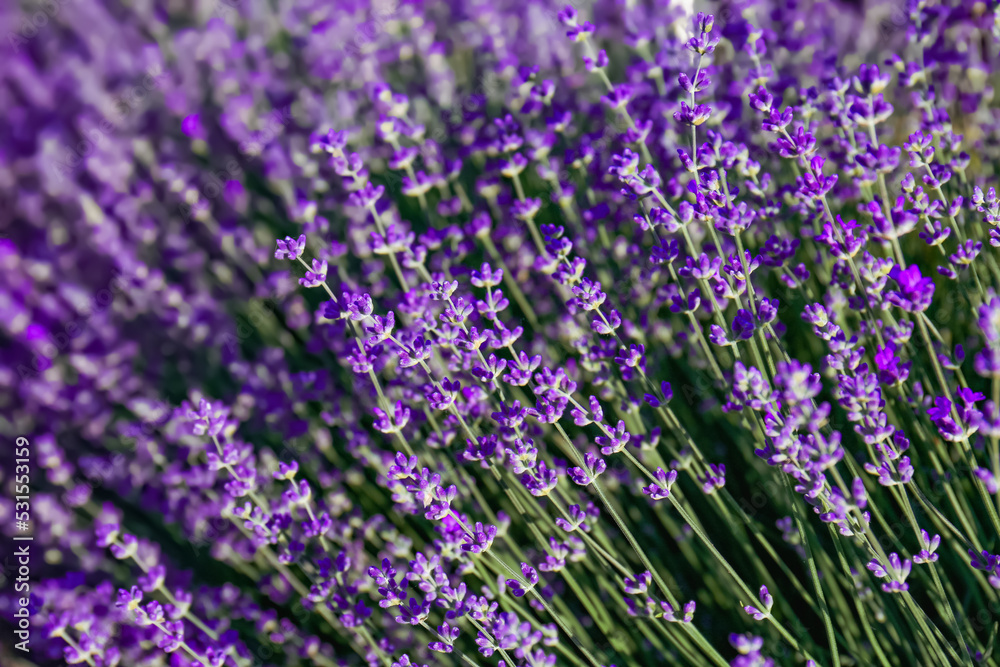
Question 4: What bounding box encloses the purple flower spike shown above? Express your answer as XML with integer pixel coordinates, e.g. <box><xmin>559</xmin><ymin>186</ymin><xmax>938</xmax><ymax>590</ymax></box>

<box><xmin>462</xmin><ymin>522</ymin><xmax>498</xmax><ymax>555</ymax></box>
<box><xmin>661</xmin><ymin>599</ymin><xmax>695</xmax><ymax>623</ymax></box>
<box><xmin>505</xmin><ymin>563</ymin><xmax>538</xmax><ymax>598</ymax></box>
<box><xmin>299</xmin><ymin>258</ymin><xmax>328</xmax><ymax>288</ymax></box>
<box><xmin>697</xmin><ymin>463</ymin><xmax>726</xmax><ymax>494</ymax></box>
<box><xmin>116</xmin><ymin>586</ymin><xmax>143</xmax><ymax>612</ymax></box>
<box><xmin>913</xmin><ymin>530</ymin><xmax>941</xmax><ymax>564</ymax></box>
<box><xmin>275</xmin><ymin>234</ymin><xmax>307</xmax><ymax>261</ymax></box>
<box><xmin>743</xmin><ymin>585</ymin><xmax>774</xmax><ymax>620</ymax></box>
<box><xmin>869</xmin><ymin>553</ymin><xmax>912</xmax><ymax>593</ymax></box>
<box><xmin>642</xmin><ymin>468</ymin><xmax>678</xmax><ymax>501</ymax></box>
<box><xmin>886</xmin><ymin>264</ymin><xmax>935</xmax><ymax>313</ymax></box>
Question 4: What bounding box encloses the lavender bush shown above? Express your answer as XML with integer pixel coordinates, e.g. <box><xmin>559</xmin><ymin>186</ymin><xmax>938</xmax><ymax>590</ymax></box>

<box><xmin>4</xmin><ymin>0</ymin><xmax>1000</xmax><ymax>665</ymax></box>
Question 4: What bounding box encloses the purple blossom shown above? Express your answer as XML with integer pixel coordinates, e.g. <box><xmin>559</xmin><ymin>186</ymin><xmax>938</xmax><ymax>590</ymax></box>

<box><xmin>886</xmin><ymin>265</ymin><xmax>935</xmax><ymax>312</ymax></box>
<box><xmin>742</xmin><ymin>585</ymin><xmax>773</xmax><ymax>621</ymax></box>
<box><xmin>275</xmin><ymin>234</ymin><xmax>307</xmax><ymax>261</ymax></box>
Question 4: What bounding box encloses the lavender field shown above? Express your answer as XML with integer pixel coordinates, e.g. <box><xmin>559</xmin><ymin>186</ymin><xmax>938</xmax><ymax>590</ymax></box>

<box><xmin>3</xmin><ymin>1</ymin><xmax>1000</xmax><ymax>666</ymax></box>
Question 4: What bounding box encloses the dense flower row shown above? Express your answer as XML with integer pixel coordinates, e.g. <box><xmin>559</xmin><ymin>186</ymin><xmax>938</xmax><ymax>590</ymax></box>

<box><xmin>4</xmin><ymin>0</ymin><xmax>1000</xmax><ymax>666</ymax></box>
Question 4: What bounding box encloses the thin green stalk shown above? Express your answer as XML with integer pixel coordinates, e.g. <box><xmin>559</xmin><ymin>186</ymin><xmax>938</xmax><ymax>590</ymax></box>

<box><xmin>781</xmin><ymin>474</ymin><xmax>840</xmax><ymax>667</ymax></box>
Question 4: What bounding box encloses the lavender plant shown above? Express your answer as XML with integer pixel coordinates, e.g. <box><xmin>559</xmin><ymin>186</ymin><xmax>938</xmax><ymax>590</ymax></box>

<box><xmin>5</xmin><ymin>0</ymin><xmax>1000</xmax><ymax>666</ymax></box>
